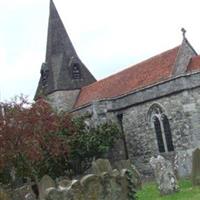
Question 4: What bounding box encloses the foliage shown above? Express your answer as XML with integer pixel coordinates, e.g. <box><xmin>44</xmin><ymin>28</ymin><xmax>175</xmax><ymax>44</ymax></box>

<box><xmin>0</xmin><ymin>95</ymin><xmax>74</xmax><ymax>183</ymax></box>
<box><xmin>126</xmin><ymin>170</ymin><xmax>137</xmax><ymax>200</ymax></box>
<box><xmin>137</xmin><ymin>179</ymin><xmax>200</xmax><ymax>200</ymax></box>
<box><xmin>0</xmin><ymin>96</ymin><xmax>121</xmax><ymax>183</ymax></box>
<box><xmin>68</xmin><ymin>116</ymin><xmax>121</xmax><ymax>175</ymax></box>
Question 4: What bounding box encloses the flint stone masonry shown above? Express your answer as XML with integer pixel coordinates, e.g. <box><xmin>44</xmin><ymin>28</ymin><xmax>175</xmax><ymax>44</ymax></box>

<box><xmin>48</xmin><ymin>90</ymin><xmax>80</xmax><ymax>112</ymax></box>
<box><xmin>73</xmin><ymin>79</ymin><xmax>200</xmax><ymax>177</ymax></box>
<box><xmin>150</xmin><ymin>155</ymin><xmax>179</xmax><ymax>195</ymax></box>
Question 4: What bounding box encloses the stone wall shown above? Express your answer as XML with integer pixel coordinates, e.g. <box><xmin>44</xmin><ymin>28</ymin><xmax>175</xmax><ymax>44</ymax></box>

<box><xmin>71</xmin><ymin>72</ymin><xmax>200</xmax><ymax>177</ymax></box>
<box><xmin>48</xmin><ymin>90</ymin><xmax>80</xmax><ymax>112</ymax></box>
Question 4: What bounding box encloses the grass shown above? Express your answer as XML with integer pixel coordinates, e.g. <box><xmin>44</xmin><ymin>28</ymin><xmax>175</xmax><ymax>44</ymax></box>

<box><xmin>137</xmin><ymin>179</ymin><xmax>200</xmax><ymax>200</ymax></box>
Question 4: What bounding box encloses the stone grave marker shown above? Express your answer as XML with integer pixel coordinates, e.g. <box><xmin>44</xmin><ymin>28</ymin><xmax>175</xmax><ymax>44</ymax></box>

<box><xmin>38</xmin><ymin>175</ymin><xmax>56</xmax><ymax>200</ymax></box>
<box><xmin>92</xmin><ymin>159</ymin><xmax>112</xmax><ymax>175</ymax></box>
<box><xmin>150</xmin><ymin>155</ymin><xmax>179</xmax><ymax>195</ymax></box>
<box><xmin>80</xmin><ymin>174</ymin><xmax>103</xmax><ymax>200</ymax></box>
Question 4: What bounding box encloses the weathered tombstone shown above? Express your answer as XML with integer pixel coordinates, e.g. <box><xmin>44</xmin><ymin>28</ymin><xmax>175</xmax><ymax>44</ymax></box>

<box><xmin>120</xmin><ymin>170</ymin><xmax>131</xmax><ymax>200</ymax></box>
<box><xmin>150</xmin><ymin>155</ymin><xmax>179</xmax><ymax>195</ymax></box>
<box><xmin>101</xmin><ymin>170</ymin><xmax>125</xmax><ymax>200</ymax></box>
<box><xmin>25</xmin><ymin>192</ymin><xmax>36</xmax><ymax>200</ymax></box>
<box><xmin>44</xmin><ymin>188</ymin><xmax>63</xmax><ymax>200</ymax></box>
<box><xmin>192</xmin><ymin>148</ymin><xmax>200</xmax><ymax>186</ymax></box>
<box><xmin>175</xmin><ymin>149</ymin><xmax>193</xmax><ymax>178</ymax></box>
<box><xmin>70</xmin><ymin>180</ymin><xmax>84</xmax><ymax>200</ymax></box>
<box><xmin>92</xmin><ymin>159</ymin><xmax>112</xmax><ymax>175</ymax></box>
<box><xmin>121</xmin><ymin>169</ymin><xmax>137</xmax><ymax>200</ymax></box>
<box><xmin>80</xmin><ymin>174</ymin><xmax>103</xmax><ymax>200</ymax></box>
<box><xmin>57</xmin><ymin>179</ymin><xmax>72</xmax><ymax>189</ymax></box>
<box><xmin>38</xmin><ymin>175</ymin><xmax>56</xmax><ymax>200</ymax></box>
<box><xmin>11</xmin><ymin>185</ymin><xmax>36</xmax><ymax>200</ymax></box>
<box><xmin>113</xmin><ymin>160</ymin><xmax>142</xmax><ymax>189</ymax></box>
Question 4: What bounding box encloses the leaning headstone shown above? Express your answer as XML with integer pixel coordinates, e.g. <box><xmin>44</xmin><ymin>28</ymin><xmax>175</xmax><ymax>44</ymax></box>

<box><xmin>80</xmin><ymin>174</ymin><xmax>103</xmax><ymax>200</ymax></box>
<box><xmin>92</xmin><ymin>159</ymin><xmax>112</xmax><ymax>175</ymax></box>
<box><xmin>38</xmin><ymin>175</ymin><xmax>56</xmax><ymax>200</ymax></box>
<box><xmin>113</xmin><ymin>160</ymin><xmax>142</xmax><ymax>189</ymax></box>
<box><xmin>192</xmin><ymin>148</ymin><xmax>200</xmax><ymax>186</ymax></box>
<box><xmin>150</xmin><ymin>155</ymin><xmax>179</xmax><ymax>195</ymax></box>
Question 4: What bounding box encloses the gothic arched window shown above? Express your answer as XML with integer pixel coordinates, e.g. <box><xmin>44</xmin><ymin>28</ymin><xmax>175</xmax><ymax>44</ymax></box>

<box><xmin>148</xmin><ymin>104</ymin><xmax>174</xmax><ymax>153</ymax></box>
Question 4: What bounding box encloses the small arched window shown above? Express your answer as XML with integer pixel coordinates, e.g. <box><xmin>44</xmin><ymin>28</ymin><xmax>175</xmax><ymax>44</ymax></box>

<box><xmin>148</xmin><ymin>104</ymin><xmax>174</xmax><ymax>153</ymax></box>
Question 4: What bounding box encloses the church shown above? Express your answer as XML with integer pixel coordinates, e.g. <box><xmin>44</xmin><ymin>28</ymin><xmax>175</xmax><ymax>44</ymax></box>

<box><xmin>35</xmin><ymin>0</ymin><xmax>200</xmax><ymax>177</ymax></box>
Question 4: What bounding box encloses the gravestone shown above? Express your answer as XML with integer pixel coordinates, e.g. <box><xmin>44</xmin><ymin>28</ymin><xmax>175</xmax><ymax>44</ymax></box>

<box><xmin>101</xmin><ymin>171</ymin><xmax>124</xmax><ymax>200</ymax></box>
<box><xmin>92</xmin><ymin>159</ymin><xmax>112</xmax><ymax>175</ymax></box>
<box><xmin>70</xmin><ymin>180</ymin><xmax>84</xmax><ymax>200</ymax></box>
<box><xmin>11</xmin><ymin>185</ymin><xmax>36</xmax><ymax>200</ymax></box>
<box><xmin>192</xmin><ymin>148</ymin><xmax>200</xmax><ymax>186</ymax></box>
<box><xmin>150</xmin><ymin>155</ymin><xmax>179</xmax><ymax>195</ymax></box>
<box><xmin>80</xmin><ymin>174</ymin><xmax>103</xmax><ymax>200</ymax></box>
<box><xmin>113</xmin><ymin>159</ymin><xmax>142</xmax><ymax>189</ymax></box>
<box><xmin>38</xmin><ymin>175</ymin><xmax>56</xmax><ymax>200</ymax></box>
<box><xmin>45</xmin><ymin>188</ymin><xmax>63</xmax><ymax>200</ymax></box>
<box><xmin>175</xmin><ymin>149</ymin><xmax>193</xmax><ymax>178</ymax></box>
<box><xmin>57</xmin><ymin>179</ymin><xmax>72</xmax><ymax>189</ymax></box>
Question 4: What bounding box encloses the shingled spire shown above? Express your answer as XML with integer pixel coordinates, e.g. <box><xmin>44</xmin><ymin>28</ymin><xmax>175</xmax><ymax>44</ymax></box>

<box><xmin>35</xmin><ymin>0</ymin><xmax>96</xmax><ymax>99</ymax></box>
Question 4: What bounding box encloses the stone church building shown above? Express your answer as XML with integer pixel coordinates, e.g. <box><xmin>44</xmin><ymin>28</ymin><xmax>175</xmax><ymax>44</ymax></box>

<box><xmin>35</xmin><ymin>0</ymin><xmax>200</xmax><ymax>177</ymax></box>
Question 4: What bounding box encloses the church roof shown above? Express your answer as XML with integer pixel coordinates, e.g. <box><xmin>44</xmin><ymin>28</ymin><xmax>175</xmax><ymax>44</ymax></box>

<box><xmin>188</xmin><ymin>55</ymin><xmax>200</xmax><ymax>72</ymax></box>
<box><xmin>75</xmin><ymin>46</ymin><xmax>200</xmax><ymax>108</ymax></box>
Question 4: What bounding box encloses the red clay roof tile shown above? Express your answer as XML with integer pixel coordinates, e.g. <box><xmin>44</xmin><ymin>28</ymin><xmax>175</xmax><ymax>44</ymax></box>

<box><xmin>187</xmin><ymin>55</ymin><xmax>200</xmax><ymax>72</ymax></box>
<box><xmin>75</xmin><ymin>46</ymin><xmax>199</xmax><ymax>108</ymax></box>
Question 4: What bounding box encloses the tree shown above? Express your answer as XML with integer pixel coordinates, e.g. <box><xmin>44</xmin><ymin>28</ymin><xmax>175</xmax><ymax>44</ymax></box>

<box><xmin>0</xmin><ymin>96</ymin><xmax>73</xmax><ymax>182</ymax></box>
<box><xmin>0</xmin><ymin>95</ymin><xmax>121</xmax><ymax>183</ymax></box>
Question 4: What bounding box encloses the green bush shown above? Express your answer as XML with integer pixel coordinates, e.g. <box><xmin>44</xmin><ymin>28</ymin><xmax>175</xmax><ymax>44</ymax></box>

<box><xmin>68</xmin><ymin>117</ymin><xmax>121</xmax><ymax>175</ymax></box>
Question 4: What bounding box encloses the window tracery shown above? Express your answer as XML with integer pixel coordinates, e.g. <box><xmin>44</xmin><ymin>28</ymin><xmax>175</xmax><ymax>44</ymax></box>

<box><xmin>148</xmin><ymin>104</ymin><xmax>174</xmax><ymax>153</ymax></box>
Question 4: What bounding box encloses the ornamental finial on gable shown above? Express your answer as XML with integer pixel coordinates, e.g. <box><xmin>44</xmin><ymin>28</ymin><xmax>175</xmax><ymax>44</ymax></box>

<box><xmin>181</xmin><ymin>27</ymin><xmax>186</xmax><ymax>39</ymax></box>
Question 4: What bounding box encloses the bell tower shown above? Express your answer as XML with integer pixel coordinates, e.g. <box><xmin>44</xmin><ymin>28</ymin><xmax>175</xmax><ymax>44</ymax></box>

<box><xmin>35</xmin><ymin>0</ymin><xmax>96</xmax><ymax>111</ymax></box>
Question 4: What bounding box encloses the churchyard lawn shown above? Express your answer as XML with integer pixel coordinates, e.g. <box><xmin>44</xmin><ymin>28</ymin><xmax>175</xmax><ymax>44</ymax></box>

<box><xmin>138</xmin><ymin>179</ymin><xmax>200</xmax><ymax>200</ymax></box>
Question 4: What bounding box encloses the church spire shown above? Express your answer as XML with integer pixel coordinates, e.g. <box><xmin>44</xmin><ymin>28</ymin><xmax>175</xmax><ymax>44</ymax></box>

<box><xmin>46</xmin><ymin>0</ymin><xmax>77</xmax><ymax>61</ymax></box>
<box><xmin>35</xmin><ymin>0</ymin><xmax>96</xmax><ymax>100</ymax></box>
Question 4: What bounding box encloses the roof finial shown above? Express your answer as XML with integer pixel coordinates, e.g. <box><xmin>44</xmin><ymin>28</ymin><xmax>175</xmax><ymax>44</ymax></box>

<box><xmin>181</xmin><ymin>28</ymin><xmax>186</xmax><ymax>39</ymax></box>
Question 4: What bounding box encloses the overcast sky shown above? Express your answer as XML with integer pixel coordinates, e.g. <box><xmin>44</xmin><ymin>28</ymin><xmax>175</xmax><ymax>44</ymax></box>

<box><xmin>0</xmin><ymin>0</ymin><xmax>200</xmax><ymax>101</ymax></box>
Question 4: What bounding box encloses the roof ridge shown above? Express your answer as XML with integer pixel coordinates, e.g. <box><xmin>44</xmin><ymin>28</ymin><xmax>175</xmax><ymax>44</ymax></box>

<box><xmin>81</xmin><ymin>45</ymin><xmax>180</xmax><ymax>90</ymax></box>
